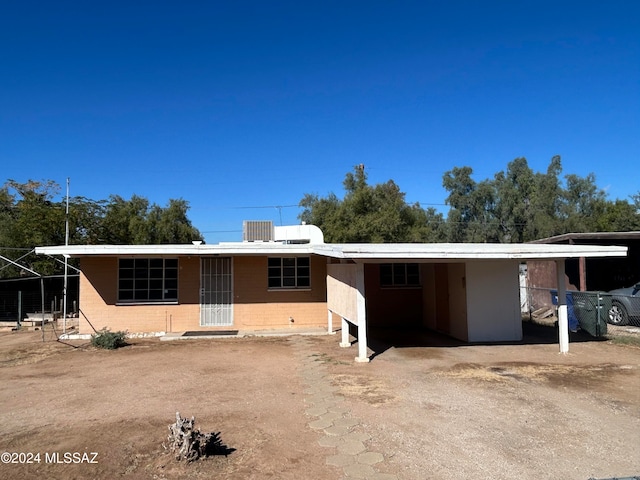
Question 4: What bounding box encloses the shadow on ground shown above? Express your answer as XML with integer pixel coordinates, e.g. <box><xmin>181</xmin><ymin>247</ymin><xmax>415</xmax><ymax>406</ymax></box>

<box><xmin>364</xmin><ymin>321</ymin><xmax>607</xmax><ymax>360</ymax></box>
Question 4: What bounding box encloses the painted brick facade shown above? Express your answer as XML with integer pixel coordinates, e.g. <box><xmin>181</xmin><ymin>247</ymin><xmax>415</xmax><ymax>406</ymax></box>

<box><xmin>77</xmin><ymin>254</ymin><xmax>328</xmax><ymax>334</ymax></box>
<box><xmin>233</xmin><ymin>255</ymin><xmax>327</xmax><ymax>329</ymax></box>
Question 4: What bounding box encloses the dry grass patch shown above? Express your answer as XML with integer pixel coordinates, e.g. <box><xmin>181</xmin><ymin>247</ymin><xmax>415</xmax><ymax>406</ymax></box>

<box><xmin>330</xmin><ymin>373</ymin><xmax>396</xmax><ymax>405</ymax></box>
<box><xmin>434</xmin><ymin>361</ymin><xmax>636</xmax><ymax>386</ymax></box>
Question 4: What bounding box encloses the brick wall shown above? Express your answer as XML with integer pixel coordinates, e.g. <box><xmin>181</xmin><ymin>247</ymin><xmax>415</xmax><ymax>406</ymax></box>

<box><xmin>78</xmin><ymin>256</ymin><xmax>199</xmax><ymax>334</ymax></box>
<box><xmin>77</xmin><ymin>254</ymin><xmax>328</xmax><ymax>334</ymax></box>
<box><xmin>233</xmin><ymin>255</ymin><xmax>327</xmax><ymax>329</ymax></box>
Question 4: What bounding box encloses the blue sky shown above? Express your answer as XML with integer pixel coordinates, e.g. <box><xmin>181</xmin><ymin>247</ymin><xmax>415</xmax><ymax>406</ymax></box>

<box><xmin>2</xmin><ymin>1</ymin><xmax>638</xmax><ymax>243</ymax></box>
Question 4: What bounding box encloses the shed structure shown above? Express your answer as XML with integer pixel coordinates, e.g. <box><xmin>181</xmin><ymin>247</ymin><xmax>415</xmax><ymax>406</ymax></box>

<box><xmin>529</xmin><ymin>231</ymin><xmax>640</xmax><ymax>296</ymax></box>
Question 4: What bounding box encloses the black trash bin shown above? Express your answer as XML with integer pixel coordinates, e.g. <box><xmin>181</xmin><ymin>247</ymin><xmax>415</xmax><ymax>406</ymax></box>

<box><xmin>571</xmin><ymin>291</ymin><xmax>609</xmax><ymax>337</ymax></box>
<box><xmin>550</xmin><ymin>290</ymin><xmax>609</xmax><ymax>337</ymax></box>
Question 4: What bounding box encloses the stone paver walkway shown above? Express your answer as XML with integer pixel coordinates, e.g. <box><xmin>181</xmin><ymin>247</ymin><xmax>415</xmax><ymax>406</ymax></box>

<box><xmin>290</xmin><ymin>336</ymin><xmax>397</xmax><ymax>480</ymax></box>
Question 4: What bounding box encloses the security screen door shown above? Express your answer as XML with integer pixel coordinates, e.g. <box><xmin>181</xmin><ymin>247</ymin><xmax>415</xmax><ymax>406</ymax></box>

<box><xmin>200</xmin><ymin>257</ymin><xmax>233</xmax><ymax>326</ymax></box>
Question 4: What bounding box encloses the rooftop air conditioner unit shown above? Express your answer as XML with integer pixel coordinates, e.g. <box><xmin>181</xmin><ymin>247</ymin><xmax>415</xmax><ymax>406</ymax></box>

<box><xmin>243</xmin><ymin>220</ymin><xmax>274</xmax><ymax>242</ymax></box>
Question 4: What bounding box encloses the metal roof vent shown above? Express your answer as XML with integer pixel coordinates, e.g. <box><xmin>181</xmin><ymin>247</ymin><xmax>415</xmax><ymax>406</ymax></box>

<box><xmin>243</xmin><ymin>220</ymin><xmax>274</xmax><ymax>242</ymax></box>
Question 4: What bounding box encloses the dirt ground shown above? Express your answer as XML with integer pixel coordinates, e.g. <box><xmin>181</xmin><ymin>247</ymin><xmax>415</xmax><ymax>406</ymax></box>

<box><xmin>0</xmin><ymin>323</ymin><xmax>638</xmax><ymax>480</ymax></box>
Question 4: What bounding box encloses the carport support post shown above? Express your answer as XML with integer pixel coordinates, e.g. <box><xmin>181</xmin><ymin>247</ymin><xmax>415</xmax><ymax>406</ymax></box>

<box><xmin>340</xmin><ymin>317</ymin><xmax>350</xmax><ymax>347</ymax></box>
<box><xmin>556</xmin><ymin>259</ymin><xmax>570</xmax><ymax>354</ymax></box>
<box><xmin>355</xmin><ymin>262</ymin><xmax>369</xmax><ymax>363</ymax></box>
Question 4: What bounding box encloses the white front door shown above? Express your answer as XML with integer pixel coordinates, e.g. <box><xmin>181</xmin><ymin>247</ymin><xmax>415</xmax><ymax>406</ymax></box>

<box><xmin>200</xmin><ymin>257</ymin><xmax>233</xmax><ymax>326</ymax></box>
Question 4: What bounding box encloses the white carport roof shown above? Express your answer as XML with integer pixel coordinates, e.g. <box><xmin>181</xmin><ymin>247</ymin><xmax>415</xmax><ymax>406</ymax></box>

<box><xmin>311</xmin><ymin>242</ymin><xmax>627</xmax><ymax>260</ymax></box>
<box><xmin>35</xmin><ymin>241</ymin><xmax>628</xmax><ymax>261</ymax></box>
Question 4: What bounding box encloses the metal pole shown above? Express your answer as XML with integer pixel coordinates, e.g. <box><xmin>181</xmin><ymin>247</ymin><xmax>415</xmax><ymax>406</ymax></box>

<box><xmin>63</xmin><ymin>177</ymin><xmax>70</xmax><ymax>334</ymax></box>
<box><xmin>556</xmin><ymin>259</ymin><xmax>569</xmax><ymax>354</ymax></box>
<box><xmin>17</xmin><ymin>291</ymin><xmax>22</xmax><ymax>328</ymax></box>
<box><xmin>41</xmin><ymin>277</ymin><xmax>45</xmax><ymax>342</ymax></box>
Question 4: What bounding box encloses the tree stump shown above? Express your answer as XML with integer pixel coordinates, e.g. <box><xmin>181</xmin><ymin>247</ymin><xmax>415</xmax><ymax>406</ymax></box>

<box><xmin>166</xmin><ymin>412</ymin><xmax>223</xmax><ymax>462</ymax></box>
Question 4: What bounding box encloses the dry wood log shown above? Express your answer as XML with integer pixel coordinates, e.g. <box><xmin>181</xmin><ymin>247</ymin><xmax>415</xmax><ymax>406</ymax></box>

<box><xmin>166</xmin><ymin>411</ymin><xmax>223</xmax><ymax>462</ymax></box>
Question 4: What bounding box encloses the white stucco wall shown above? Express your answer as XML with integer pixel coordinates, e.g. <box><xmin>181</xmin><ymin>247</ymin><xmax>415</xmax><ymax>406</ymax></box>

<box><xmin>465</xmin><ymin>260</ymin><xmax>522</xmax><ymax>342</ymax></box>
<box><xmin>326</xmin><ymin>263</ymin><xmax>358</xmax><ymax>323</ymax></box>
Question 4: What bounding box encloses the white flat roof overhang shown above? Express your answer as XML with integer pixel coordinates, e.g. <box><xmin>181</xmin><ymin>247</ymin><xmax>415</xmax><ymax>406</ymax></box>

<box><xmin>35</xmin><ymin>242</ymin><xmax>628</xmax><ymax>261</ymax></box>
<box><xmin>34</xmin><ymin>243</ymin><xmax>316</xmax><ymax>257</ymax></box>
<box><xmin>310</xmin><ymin>243</ymin><xmax>628</xmax><ymax>261</ymax></box>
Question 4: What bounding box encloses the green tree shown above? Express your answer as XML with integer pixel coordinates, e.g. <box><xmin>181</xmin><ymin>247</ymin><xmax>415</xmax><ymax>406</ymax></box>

<box><xmin>596</xmin><ymin>199</ymin><xmax>640</xmax><ymax>232</ymax></box>
<box><xmin>0</xmin><ymin>180</ymin><xmax>203</xmax><ymax>278</ymax></box>
<box><xmin>442</xmin><ymin>166</ymin><xmax>476</xmax><ymax>242</ymax></box>
<box><xmin>493</xmin><ymin>158</ymin><xmax>535</xmax><ymax>243</ymax></box>
<box><xmin>0</xmin><ymin>180</ymin><xmax>64</xmax><ymax>276</ymax></box>
<box><xmin>306</xmin><ymin>161</ymin><xmax>639</xmax><ymax>245</ymax></box>
<box><xmin>299</xmin><ymin>166</ymin><xmax>444</xmax><ymax>243</ymax></box>
<box><xmin>299</xmin><ymin>192</ymin><xmax>342</xmax><ymax>241</ymax></box>
<box><xmin>559</xmin><ymin>173</ymin><xmax>607</xmax><ymax>233</ymax></box>
<box><xmin>101</xmin><ymin>194</ymin><xmax>152</xmax><ymax>244</ymax></box>
<box><xmin>442</xmin><ymin>167</ymin><xmax>498</xmax><ymax>242</ymax></box>
<box><xmin>528</xmin><ymin>156</ymin><xmax>563</xmax><ymax>240</ymax></box>
<box><xmin>68</xmin><ymin>196</ymin><xmax>107</xmax><ymax>245</ymax></box>
<box><xmin>442</xmin><ymin>156</ymin><xmax>638</xmax><ymax>242</ymax></box>
<box><xmin>101</xmin><ymin>195</ymin><xmax>202</xmax><ymax>244</ymax></box>
<box><xmin>417</xmin><ymin>206</ymin><xmax>447</xmax><ymax>242</ymax></box>
<box><xmin>154</xmin><ymin>199</ymin><xmax>201</xmax><ymax>244</ymax></box>
<box><xmin>0</xmin><ymin>185</ymin><xmax>16</xmax><ymax>248</ymax></box>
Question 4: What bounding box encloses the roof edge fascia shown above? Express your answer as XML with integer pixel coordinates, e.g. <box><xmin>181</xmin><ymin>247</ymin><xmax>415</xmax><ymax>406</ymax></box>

<box><xmin>35</xmin><ymin>242</ymin><xmax>628</xmax><ymax>261</ymax></box>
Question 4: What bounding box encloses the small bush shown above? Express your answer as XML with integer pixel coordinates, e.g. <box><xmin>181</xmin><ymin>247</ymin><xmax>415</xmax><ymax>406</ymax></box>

<box><xmin>91</xmin><ymin>328</ymin><xmax>127</xmax><ymax>350</ymax></box>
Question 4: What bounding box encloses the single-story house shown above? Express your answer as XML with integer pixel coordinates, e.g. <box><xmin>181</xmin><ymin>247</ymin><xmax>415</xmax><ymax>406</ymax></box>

<box><xmin>36</xmin><ymin>222</ymin><xmax>627</xmax><ymax>361</ymax></box>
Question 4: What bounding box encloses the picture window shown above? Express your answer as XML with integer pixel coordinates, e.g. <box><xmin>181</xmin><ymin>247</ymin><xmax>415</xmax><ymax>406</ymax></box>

<box><xmin>118</xmin><ymin>258</ymin><xmax>178</xmax><ymax>302</ymax></box>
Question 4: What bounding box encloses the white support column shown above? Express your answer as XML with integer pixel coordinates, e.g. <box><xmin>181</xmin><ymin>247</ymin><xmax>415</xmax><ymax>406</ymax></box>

<box><xmin>327</xmin><ymin>309</ymin><xmax>333</xmax><ymax>334</ymax></box>
<box><xmin>355</xmin><ymin>262</ymin><xmax>369</xmax><ymax>363</ymax></box>
<box><xmin>340</xmin><ymin>317</ymin><xmax>350</xmax><ymax>347</ymax></box>
<box><xmin>556</xmin><ymin>259</ymin><xmax>569</xmax><ymax>354</ymax></box>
